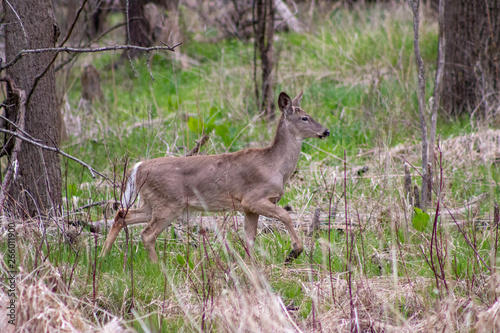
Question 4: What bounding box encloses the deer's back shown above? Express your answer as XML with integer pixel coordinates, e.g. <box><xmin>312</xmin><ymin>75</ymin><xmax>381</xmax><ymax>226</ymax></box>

<box><xmin>135</xmin><ymin>149</ymin><xmax>284</xmax><ymax>212</ymax></box>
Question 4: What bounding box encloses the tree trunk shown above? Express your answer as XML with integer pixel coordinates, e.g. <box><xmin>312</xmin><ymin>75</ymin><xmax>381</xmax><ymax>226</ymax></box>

<box><xmin>442</xmin><ymin>0</ymin><xmax>500</xmax><ymax>117</ymax></box>
<box><xmin>124</xmin><ymin>0</ymin><xmax>152</xmax><ymax>58</ymax></box>
<box><xmin>4</xmin><ymin>0</ymin><xmax>63</xmax><ymax>216</ymax></box>
<box><xmin>254</xmin><ymin>0</ymin><xmax>276</xmax><ymax>120</ymax></box>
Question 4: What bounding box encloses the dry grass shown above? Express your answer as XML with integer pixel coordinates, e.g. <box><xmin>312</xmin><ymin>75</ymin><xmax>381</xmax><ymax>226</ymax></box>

<box><xmin>5</xmin><ymin>103</ymin><xmax>499</xmax><ymax>333</ymax></box>
<box><xmin>0</xmin><ymin>260</ymin><xmax>132</xmax><ymax>333</ymax></box>
<box><xmin>3</xmin><ymin>2</ymin><xmax>500</xmax><ymax>332</ymax></box>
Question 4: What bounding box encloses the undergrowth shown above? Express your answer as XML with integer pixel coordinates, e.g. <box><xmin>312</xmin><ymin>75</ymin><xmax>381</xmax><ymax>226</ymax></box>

<box><xmin>2</xmin><ymin>2</ymin><xmax>500</xmax><ymax>332</ymax></box>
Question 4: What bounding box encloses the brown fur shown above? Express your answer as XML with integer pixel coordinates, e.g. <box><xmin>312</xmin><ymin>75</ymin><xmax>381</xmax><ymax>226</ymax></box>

<box><xmin>100</xmin><ymin>92</ymin><xmax>329</xmax><ymax>262</ymax></box>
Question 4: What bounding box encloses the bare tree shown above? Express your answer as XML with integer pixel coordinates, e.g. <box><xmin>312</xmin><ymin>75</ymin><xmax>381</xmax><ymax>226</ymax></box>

<box><xmin>409</xmin><ymin>0</ymin><xmax>446</xmax><ymax>211</ymax></box>
<box><xmin>3</xmin><ymin>0</ymin><xmax>63</xmax><ymax>216</ymax></box>
<box><xmin>1</xmin><ymin>0</ymin><xmax>181</xmax><ymax>218</ymax></box>
<box><xmin>253</xmin><ymin>0</ymin><xmax>276</xmax><ymax>120</ymax></box>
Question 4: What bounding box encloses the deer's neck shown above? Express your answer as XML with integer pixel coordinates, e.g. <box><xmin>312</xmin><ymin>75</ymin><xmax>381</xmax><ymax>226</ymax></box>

<box><xmin>268</xmin><ymin>115</ymin><xmax>303</xmax><ymax>180</ymax></box>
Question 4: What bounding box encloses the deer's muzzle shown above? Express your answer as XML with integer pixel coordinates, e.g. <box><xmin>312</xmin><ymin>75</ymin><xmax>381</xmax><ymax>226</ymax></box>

<box><xmin>318</xmin><ymin>129</ymin><xmax>330</xmax><ymax>139</ymax></box>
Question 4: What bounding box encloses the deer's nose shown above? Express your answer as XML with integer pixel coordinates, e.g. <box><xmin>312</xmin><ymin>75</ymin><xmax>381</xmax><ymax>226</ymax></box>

<box><xmin>318</xmin><ymin>129</ymin><xmax>330</xmax><ymax>139</ymax></box>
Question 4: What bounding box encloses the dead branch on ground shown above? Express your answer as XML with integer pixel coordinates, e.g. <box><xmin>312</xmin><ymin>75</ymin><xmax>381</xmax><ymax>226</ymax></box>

<box><xmin>186</xmin><ymin>134</ymin><xmax>210</xmax><ymax>157</ymax></box>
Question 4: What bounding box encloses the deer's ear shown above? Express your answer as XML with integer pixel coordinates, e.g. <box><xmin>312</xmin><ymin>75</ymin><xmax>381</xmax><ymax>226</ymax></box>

<box><xmin>292</xmin><ymin>91</ymin><xmax>303</xmax><ymax>107</ymax></box>
<box><xmin>278</xmin><ymin>92</ymin><xmax>293</xmax><ymax>116</ymax></box>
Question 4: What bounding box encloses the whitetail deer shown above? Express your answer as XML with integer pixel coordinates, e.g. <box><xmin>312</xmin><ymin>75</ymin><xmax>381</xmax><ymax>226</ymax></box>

<box><xmin>100</xmin><ymin>92</ymin><xmax>330</xmax><ymax>262</ymax></box>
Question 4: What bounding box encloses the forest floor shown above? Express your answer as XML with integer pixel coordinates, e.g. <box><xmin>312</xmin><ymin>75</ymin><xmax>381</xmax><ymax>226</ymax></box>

<box><xmin>1</xmin><ymin>2</ymin><xmax>500</xmax><ymax>332</ymax></box>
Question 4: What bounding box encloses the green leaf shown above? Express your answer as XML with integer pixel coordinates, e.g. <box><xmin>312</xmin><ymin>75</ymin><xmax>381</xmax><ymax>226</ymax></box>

<box><xmin>67</xmin><ymin>183</ymin><xmax>78</xmax><ymax>197</ymax></box>
<box><xmin>205</xmin><ymin>107</ymin><xmax>219</xmax><ymax>131</ymax></box>
<box><xmin>188</xmin><ymin>258</ymin><xmax>194</xmax><ymax>270</ymax></box>
<box><xmin>412</xmin><ymin>207</ymin><xmax>430</xmax><ymax>232</ymax></box>
<box><xmin>176</xmin><ymin>254</ymin><xmax>186</xmax><ymax>266</ymax></box>
<box><xmin>209</xmin><ymin>106</ymin><xmax>218</xmax><ymax>118</ymax></box>
<box><xmin>215</xmin><ymin>123</ymin><xmax>229</xmax><ymax>138</ymax></box>
<box><xmin>188</xmin><ymin>117</ymin><xmax>203</xmax><ymax>134</ymax></box>
<box><xmin>176</xmin><ymin>254</ymin><xmax>193</xmax><ymax>269</ymax></box>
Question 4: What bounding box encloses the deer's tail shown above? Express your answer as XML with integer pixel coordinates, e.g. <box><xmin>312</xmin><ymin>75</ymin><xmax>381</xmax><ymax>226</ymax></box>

<box><xmin>122</xmin><ymin>162</ymin><xmax>142</xmax><ymax>209</ymax></box>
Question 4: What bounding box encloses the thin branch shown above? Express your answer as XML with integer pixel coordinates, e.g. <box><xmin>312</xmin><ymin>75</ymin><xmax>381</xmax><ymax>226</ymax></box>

<box><xmin>75</xmin><ymin>200</ymin><xmax>119</xmax><ymax>212</ymax></box>
<box><xmin>54</xmin><ymin>19</ymin><xmax>143</xmax><ymax>73</ymax></box>
<box><xmin>0</xmin><ymin>127</ymin><xmax>108</xmax><ymax>181</ymax></box>
<box><xmin>5</xmin><ymin>0</ymin><xmax>28</xmax><ymax>46</ymax></box>
<box><xmin>186</xmin><ymin>134</ymin><xmax>210</xmax><ymax>157</ymax></box>
<box><xmin>409</xmin><ymin>0</ymin><xmax>429</xmax><ymax>211</ymax></box>
<box><xmin>59</xmin><ymin>0</ymin><xmax>89</xmax><ymax>48</ymax></box>
<box><xmin>27</xmin><ymin>53</ymin><xmax>58</xmax><ymax>104</ymax></box>
<box><xmin>0</xmin><ymin>43</ymin><xmax>182</xmax><ymax>72</ymax></box>
<box><xmin>124</xmin><ymin>0</ymin><xmax>137</xmax><ymax>76</ymax></box>
<box><xmin>402</xmin><ymin>156</ymin><xmax>491</xmax><ymax>272</ymax></box>
<box><xmin>428</xmin><ymin>0</ymin><xmax>446</xmax><ymax>160</ymax></box>
<box><xmin>0</xmin><ymin>113</ymin><xmax>38</xmax><ymax>142</ymax></box>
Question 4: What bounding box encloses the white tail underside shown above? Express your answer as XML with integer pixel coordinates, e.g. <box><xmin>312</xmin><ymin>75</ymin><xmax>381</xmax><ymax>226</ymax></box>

<box><xmin>121</xmin><ymin>162</ymin><xmax>142</xmax><ymax>208</ymax></box>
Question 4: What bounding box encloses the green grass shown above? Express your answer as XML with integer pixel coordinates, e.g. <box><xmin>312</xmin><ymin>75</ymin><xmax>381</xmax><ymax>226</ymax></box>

<box><xmin>5</xmin><ymin>3</ymin><xmax>500</xmax><ymax>332</ymax></box>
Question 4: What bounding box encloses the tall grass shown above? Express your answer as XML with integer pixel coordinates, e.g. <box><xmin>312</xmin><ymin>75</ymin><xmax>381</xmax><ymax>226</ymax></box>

<box><xmin>1</xmin><ymin>2</ymin><xmax>500</xmax><ymax>332</ymax></box>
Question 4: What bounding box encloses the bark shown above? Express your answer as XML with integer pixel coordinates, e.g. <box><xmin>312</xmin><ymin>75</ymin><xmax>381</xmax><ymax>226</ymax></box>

<box><xmin>409</xmin><ymin>0</ymin><xmax>428</xmax><ymax>211</ymax></box>
<box><xmin>442</xmin><ymin>0</ymin><xmax>500</xmax><ymax>117</ymax></box>
<box><xmin>428</xmin><ymin>0</ymin><xmax>445</xmax><ymax>157</ymax></box>
<box><xmin>124</xmin><ymin>0</ymin><xmax>152</xmax><ymax>58</ymax></box>
<box><xmin>4</xmin><ymin>0</ymin><xmax>62</xmax><ymax>216</ymax></box>
<box><xmin>254</xmin><ymin>0</ymin><xmax>276</xmax><ymax>120</ymax></box>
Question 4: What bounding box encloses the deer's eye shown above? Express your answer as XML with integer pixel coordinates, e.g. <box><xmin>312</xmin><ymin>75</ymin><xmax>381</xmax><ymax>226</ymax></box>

<box><xmin>301</xmin><ymin>117</ymin><xmax>309</xmax><ymax>122</ymax></box>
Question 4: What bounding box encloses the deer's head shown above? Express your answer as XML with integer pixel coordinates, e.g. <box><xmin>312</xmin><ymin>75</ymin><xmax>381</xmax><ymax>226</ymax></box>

<box><xmin>278</xmin><ymin>92</ymin><xmax>330</xmax><ymax>140</ymax></box>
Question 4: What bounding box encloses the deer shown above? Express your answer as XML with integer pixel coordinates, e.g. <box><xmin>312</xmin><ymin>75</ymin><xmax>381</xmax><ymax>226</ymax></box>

<box><xmin>100</xmin><ymin>92</ymin><xmax>330</xmax><ymax>263</ymax></box>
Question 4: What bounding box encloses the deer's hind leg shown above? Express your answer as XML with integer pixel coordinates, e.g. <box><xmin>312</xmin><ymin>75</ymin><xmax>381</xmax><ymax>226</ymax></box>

<box><xmin>140</xmin><ymin>206</ymin><xmax>183</xmax><ymax>263</ymax></box>
<box><xmin>100</xmin><ymin>202</ymin><xmax>152</xmax><ymax>257</ymax></box>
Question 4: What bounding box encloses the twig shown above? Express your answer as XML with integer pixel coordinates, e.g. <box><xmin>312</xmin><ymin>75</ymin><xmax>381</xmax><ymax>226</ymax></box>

<box><xmin>428</xmin><ymin>0</ymin><xmax>446</xmax><ymax>160</ymax></box>
<box><xmin>124</xmin><ymin>0</ymin><xmax>137</xmax><ymax>76</ymax></box>
<box><xmin>493</xmin><ymin>201</ymin><xmax>499</xmax><ymax>284</ymax></box>
<box><xmin>185</xmin><ymin>134</ymin><xmax>210</xmax><ymax>157</ymax></box>
<box><xmin>0</xmin><ymin>127</ymin><xmax>108</xmax><ymax>180</ymax></box>
<box><xmin>54</xmin><ymin>19</ymin><xmax>142</xmax><ymax>73</ymax></box>
<box><xmin>5</xmin><ymin>0</ymin><xmax>28</xmax><ymax>45</ymax></box>
<box><xmin>403</xmin><ymin>156</ymin><xmax>491</xmax><ymax>272</ymax></box>
<box><xmin>59</xmin><ymin>0</ymin><xmax>89</xmax><ymax>48</ymax></box>
<box><xmin>303</xmin><ymin>141</ymin><xmax>350</xmax><ymax>164</ymax></box>
<box><xmin>428</xmin><ymin>0</ymin><xmax>446</xmax><ymax>206</ymax></box>
<box><xmin>0</xmin><ymin>113</ymin><xmax>38</xmax><ymax>142</ymax></box>
<box><xmin>0</xmin><ymin>43</ymin><xmax>182</xmax><ymax>72</ymax></box>
<box><xmin>308</xmin><ymin>207</ymin><xmax>321</xmax><ymax>236</ymax></box>
<box><xmin>344</xmin><ymin>149</ymin><xmax>355</xmax><ymax>331</ymax></box>
<box><xmin>75</xmin><ymin>200</ymin><xmax>119</xmax><ymax>212</ymax></box>
<box><xmin>404</xmin><ymin>163</ymin><xmax>412</xmax><ymax>204</ymax></box>
<box><xmin>27</xmin><ymin>53</ymin><xmax>58</xmax><ymax>105</ymax></box>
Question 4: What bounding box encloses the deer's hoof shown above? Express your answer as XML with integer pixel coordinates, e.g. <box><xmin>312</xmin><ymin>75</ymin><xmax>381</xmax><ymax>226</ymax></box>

<box><xmin>285</xmin><ymin>249</ymin><xmax>299</xmax><ymax>264</ymax></box>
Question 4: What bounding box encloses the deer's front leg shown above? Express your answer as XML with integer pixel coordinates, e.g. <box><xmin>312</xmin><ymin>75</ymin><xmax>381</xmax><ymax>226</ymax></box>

<box><xmin>242</xmin><ymin>198</ymin><xmax>303</xmax><ymax>262</ymax></box>
<box><xmin>244</xmin><ymin>211</ymin><xmax>259</xmax><ymax>261</ymax></box>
